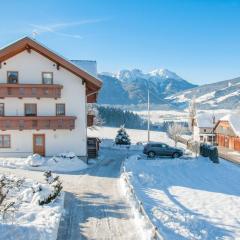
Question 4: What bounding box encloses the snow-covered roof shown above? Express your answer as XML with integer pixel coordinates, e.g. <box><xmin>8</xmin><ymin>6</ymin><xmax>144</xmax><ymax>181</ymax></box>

<box><xmin>196</xmin><ymin>113</ymin><xmax>223</xmax><ymax>128</ymax></box>
<box><xmin>71</xmin><ymin>60</ymin><xmax>97</xmax><ymax>78</ymax></box>
<box><xmin>220</xmin><ymin>113</ymin><xmax>240</xmax><ymax>136</ymax></box>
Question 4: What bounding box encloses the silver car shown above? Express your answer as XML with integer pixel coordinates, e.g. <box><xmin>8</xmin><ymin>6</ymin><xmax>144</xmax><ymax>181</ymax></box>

<box><xmin>143</xmin><ymin>142</ymin><xmax>183</xmax><ymax>158</ymax></box>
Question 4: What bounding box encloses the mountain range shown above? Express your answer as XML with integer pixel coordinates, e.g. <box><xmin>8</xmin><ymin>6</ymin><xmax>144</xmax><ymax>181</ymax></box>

<box><xmin>98</xmin><ymin>69</ymin><xmax>196</xmax><ymax>106</ymax></box>
<box><xmin>97</xmin><ymin>68</ymin><xmax>240</xmax><ymax>110</ymax></box>
<box><xmin>167</xmin><ymin>76</ymin><xmax>240</xmax><ymax>109</ymax></box>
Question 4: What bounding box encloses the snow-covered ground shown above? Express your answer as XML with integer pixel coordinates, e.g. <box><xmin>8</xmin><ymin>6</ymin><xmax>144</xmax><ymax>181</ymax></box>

<box><xmin>134</xmin><ymin>110</ymin><xmax>189</xmax><ymax>124</ymax></box>
<box><xmin>88</xmin><ymin>126</ymin><xmax>240</xmax><ymax>239</ymax></box>
<box><xmin>133</xmin><ymin>109</ymin><xmax>232</xmax><ymax>124</ymax></box>
<box><xmin>0</xmin><ymin>174</ymin><xmax>64</xmax><ymax>240</ymax></box>
<box><xmin>123</xmin><ymin>153</ymin><xmax>240</xmax><ymax>239</ymax></box>
<box><xmin>88</xmin><ymin>126</ymin><xmax>174</xmax><ymax>146</ymax></box>
<box><xmin>0</xmin><ymin>152</ymin><xmax>87</xmax><ymax>173</ymax></box>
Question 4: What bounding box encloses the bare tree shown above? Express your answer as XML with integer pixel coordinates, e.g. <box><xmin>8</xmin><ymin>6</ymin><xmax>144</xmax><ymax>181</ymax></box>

<box><xmin>167</xmin><ymin>122</ymin><xmax>185</xmax><ymax>147</ymax></box>
<box><xmin>87</xmin><ymin>103</ymin><xmax>104</xmax><ymax>129</ymax></box>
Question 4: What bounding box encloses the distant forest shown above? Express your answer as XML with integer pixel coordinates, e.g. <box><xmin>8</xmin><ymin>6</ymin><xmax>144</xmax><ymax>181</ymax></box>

<box><xmin>97</xmin><ymin>106</ymin><xmax>147</xmax><ymax>129</ymax></box>
<box><xmin>97</xmin><ymin>106</ymin><xmax>189</xmax><ymax>133</ymax></box>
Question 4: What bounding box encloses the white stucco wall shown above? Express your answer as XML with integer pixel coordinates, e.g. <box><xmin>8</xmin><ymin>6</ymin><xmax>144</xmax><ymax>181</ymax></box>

<box><xmin>0</xmin><ymin>50</ymin><xmax>87</xmax><ymax>157</ymax></box>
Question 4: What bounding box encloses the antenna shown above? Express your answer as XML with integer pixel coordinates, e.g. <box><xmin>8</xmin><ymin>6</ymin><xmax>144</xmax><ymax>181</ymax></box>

<box><xmin>32</xmin><ymin>30</ymin><xmax>38</xmax><ymax>40</ymax></box>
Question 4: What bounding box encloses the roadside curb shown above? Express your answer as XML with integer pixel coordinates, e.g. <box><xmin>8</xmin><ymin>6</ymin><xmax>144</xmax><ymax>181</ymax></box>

<box><xmin>120</xmin><ymin>157</ymin><xmax>164</xmax><ymax>240</ymax></box>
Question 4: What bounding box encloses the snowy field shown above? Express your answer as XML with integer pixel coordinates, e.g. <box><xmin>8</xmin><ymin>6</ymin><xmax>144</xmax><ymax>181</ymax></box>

<box><xmin>0</xmin><ymin>174</ymin><xmax>64</xmax><ymax>240</ymax></box>
<box><xmin>133</xmin><ymin>109</ymin><xmax>232</xmax><ymax>124</ymax></box>
<box><xmin>0</xmin><ymin>152</ymin><xmax>87</xmax><ymax>173</ymax></box>
<box><xmin>88</xmin><ymin>126</ymin><xmax>174</xmax><ymax>146</ymax></box>
<box><xmin>122</xmin><ymin>153</ymin><xmax>240</xmax><ymax>238</ymax></box>
<box><xmin>134</xmin><ymin>110</ymin><xmax>189</xmax><ymax>124</ymax></box>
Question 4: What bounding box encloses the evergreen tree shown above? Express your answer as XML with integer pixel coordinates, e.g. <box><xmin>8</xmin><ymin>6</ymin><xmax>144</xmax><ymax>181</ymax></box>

<box><xmin>115</xmin><ymin>126</ymin><xmax>131</xmax><ymax>145</ymax></box>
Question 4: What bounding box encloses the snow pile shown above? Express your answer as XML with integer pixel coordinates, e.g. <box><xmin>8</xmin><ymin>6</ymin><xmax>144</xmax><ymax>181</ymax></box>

<box><xmin>0</xmin><ymin>174</ymin><xmax>64</xmax><ymax>240</ymax></box>
<box><xmin>43</xmin><ymin>154</ymin><xmax>87</xmax><ymax>172</ymax></box>
<box><xmin>124</xmin><ymin>154</ymin><xmax>240</xmax><ymax>239</ymax></box>
<box><xmin>26</xmin><ymin>154</ymin><xmax>45</xmax><ymax>167</ymax></box>
<box><xmin>0</xmin><ymin>152</ymin><xmax>87</xmax><ymax>173</ymax></box>
<box><xmin>120</xmin><ymin>171</ymin><xmax>154</xmax><ymax>240</ymax></box>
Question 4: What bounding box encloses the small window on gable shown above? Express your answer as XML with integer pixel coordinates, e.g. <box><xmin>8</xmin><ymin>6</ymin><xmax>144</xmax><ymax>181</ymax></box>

<box><xmin>0</xmin><ymin>135</ymin><xmax>10</xmax><ymax>148</ymax></box>
<box><xmin>7</xmin><ymin>71</ymin><xmax>18</xmax><ymax>84</ymax></box>
<box><xmin>56</xmin><ymin>104</ymin><xmax>65</xmax><ymax>116</ymax></box>
<box><xmin>42</xmin><ymin>72</ymin><xmax>53</xmax><ymax>84</ymax></box>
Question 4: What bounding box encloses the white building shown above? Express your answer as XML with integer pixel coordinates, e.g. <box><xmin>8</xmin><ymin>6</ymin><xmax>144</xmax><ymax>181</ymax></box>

<box><xmin>192</xmin><ymin>113</ymin><xmax>222</xmax><ymax>144</ymax></box>
<box><xmin>0</xmin><ymin>37</ymin><xmax>102</xmax><ymax>157</ymax></box>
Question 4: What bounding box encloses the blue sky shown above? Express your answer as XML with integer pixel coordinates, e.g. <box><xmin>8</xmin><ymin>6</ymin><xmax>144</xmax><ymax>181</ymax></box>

<box><xmin>0</xmin><ymin>0</ymin><xmax>240</xmax><ymax>84</ymax></box>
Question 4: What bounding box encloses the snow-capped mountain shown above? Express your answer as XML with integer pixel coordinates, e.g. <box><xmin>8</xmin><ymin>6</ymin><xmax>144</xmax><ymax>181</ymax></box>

<box><xmin>98</xmin><ymin>68</ymin><xmax>196</xmax><ymax>106</ymax></box>
<box><xmin>167</xmin><ymin>76</ymin><xmax>240</xmax><ymax>109</ymax></box>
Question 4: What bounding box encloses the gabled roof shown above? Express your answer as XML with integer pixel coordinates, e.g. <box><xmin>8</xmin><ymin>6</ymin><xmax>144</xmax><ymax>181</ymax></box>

<box><xmin>217</xmin><ymin>113</ymin><xmax>240</xmax><ymax>136</ymax></box>
<box><xmin>0</xmin><ymin>37</ymin><xmax>102</xmax><ymax>92</ymax></box>
<box><xmin>195</xmin><ymin>112</ymin><xmax>223</xmax><ymax>128</ymax></box>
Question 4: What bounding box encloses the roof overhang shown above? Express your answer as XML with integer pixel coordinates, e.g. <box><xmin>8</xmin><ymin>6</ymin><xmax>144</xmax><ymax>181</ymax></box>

<box><xmin>0</xmin><ymin>37</ymin><xmax>102</xmax><ymax>98</ymax></box>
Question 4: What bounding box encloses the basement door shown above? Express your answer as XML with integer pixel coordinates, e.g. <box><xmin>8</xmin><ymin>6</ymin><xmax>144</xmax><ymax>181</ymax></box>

<box><xmin>33</xmin><ymin>134</ymin><xmax>45</xmax><ymax>156</ymax></box>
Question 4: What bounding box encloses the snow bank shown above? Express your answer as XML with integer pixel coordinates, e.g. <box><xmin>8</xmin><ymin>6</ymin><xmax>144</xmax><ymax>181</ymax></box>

<box><xmin>124</xmin><ymin>154</ymin><xmax>240</xmax><ymax>239</ymax></box>
<box><xmin>0</xmin><ymin>152</ymin><xmax>87</xmax><ymax>173</ymax></box>
<box><xmin>26</xmin><ymin>154</ymin><xmax>45</xmax><ymax>167</ymax></box>
<box><xmin>0</xmin><ymin>174</ymin><xmax>64</xmax><ymax>240</ymax></box>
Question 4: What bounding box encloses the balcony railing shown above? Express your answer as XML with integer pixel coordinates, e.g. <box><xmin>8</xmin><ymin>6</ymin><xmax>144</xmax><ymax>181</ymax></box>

<box><xmin>0</xmin><ymin>116</ymin><xmax>76</xmax><ymax>130</ymax></box>
<box><xmin>0</xmin><ymin>84</ymin><xmax>63</xmax><ymax>99</ymax></box>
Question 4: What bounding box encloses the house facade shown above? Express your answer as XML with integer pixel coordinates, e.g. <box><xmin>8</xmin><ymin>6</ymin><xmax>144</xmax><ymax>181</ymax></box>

<box><xmin>214</xmin><ymin>114</ymin><xmax>240</xmax><ymax>151</ymax></box>
<box><xmin>0</xmin><ymin>37</ymin><xmax>102</xmax><ymax>157</ymax></box>
<box><xmin>192</xmin><ymin>113</ymin><xmax>217</xmax><ymax>144</ymax></box>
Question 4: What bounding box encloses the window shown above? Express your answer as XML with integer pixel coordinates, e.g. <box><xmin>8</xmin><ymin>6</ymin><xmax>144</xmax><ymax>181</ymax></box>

<box><xmin>204</xmin><ymin>129</ymin><xmax>207</xmax><ymax>133</ymax></box>
<box><xmin>161</xmin><ymin>144</ymin><xmax>168</xmax><ymax>148</ymax></box>
<box><xmin>200</xmin><ymin>136</ymin><xmax>203</xmax><ymax>141</ymax></box>
<box><xmin>0</xmin><ymin>135</ymin><xmax>10</xmax><ymax>148</ymax></box>
<box><xmin>25</xmin><ymin>104</ymin><xmax>37</xmax><ymax>116</ymax></box>
<box><xmin>0</xmin><ymin>103</ymin><xmax>4</xmax><ymax>116</ymax></box>
<box><xmin>56</xmin><ymin>104</ymin><xmax>65</xmax><ymax>116</ymax></box>
<box><xmin>7</xmin><ymin>71</ymin><xmax>18</xmax><ymax>84</ymax></box>
<box><xmin>42</xmin><ymin>72</ymin><xmax>53</xmax><ymax>84</ymax></box>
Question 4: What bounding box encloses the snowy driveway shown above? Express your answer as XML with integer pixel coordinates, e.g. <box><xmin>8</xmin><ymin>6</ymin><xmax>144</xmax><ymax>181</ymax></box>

<box><xmin>0</xmin><ymin>149</ymin><xmax>143</xmax><ymax>240</ymax></box>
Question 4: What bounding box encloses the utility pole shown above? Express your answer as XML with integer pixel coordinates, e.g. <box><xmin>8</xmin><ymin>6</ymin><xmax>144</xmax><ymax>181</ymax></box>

<box><xmin>147</xmin><ymin>79</ymin><xmax>150</xmax><ymax>142</ymax></box>
<box><xmin>212</xmin><ymin>112</ymin><xmax>215</xmax><ymax>145</ymax></box>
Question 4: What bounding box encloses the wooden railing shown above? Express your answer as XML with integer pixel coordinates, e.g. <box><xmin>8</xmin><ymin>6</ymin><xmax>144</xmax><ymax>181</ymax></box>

<box><xmin>0</xmin><ymin>84</ymin><xmax>63</xmax><ymax>99</ymax></box>
<box><xmin>0</xmin><ymin>116</ymin><xmax>76</xmax><ymax>130</ymax></box>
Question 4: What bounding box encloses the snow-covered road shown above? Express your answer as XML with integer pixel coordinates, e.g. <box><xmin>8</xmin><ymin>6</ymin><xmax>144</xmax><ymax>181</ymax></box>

<box><xmin>0</xmin><ymin>149</ymin><xmax>143</xmax><ymax>240</ymax></box>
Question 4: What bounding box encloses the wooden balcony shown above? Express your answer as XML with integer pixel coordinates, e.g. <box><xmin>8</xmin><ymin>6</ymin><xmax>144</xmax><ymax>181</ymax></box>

<box><xmin>0</xmin><ymin>84</ymin><xmax>63</xmax><ymax>99</ymax></box>
<box><xmin>0</xmin><ymin>116</ymin><xmax>76</xmax><ymax>130</ymax></box>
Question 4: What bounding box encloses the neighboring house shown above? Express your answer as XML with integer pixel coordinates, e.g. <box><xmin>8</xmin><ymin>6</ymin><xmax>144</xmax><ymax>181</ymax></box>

<box><xmin>0</xmin><ymin>37</ymin><xmax>102</xmax><ymax>157</ymax></box>
<box><xmin>214</xmin><ymin>113</ymin><xmax>240</xmax><ymax>151</ymax></box>
<box><xmin>192</xmin><ymin>113</ymin><xmax>221</xmax><ymax>144</ymax></box>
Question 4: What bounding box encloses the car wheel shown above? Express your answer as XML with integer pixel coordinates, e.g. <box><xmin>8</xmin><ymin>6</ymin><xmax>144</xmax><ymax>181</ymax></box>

<box><xmin>148</xmin><ymin>151</ymin><xmax>156</xmax><ymax>158</ymax></box>
<box><xmin>172</xmin><ymin>152</ymin><xmax>180</xmax><ymax>158</ymax></box>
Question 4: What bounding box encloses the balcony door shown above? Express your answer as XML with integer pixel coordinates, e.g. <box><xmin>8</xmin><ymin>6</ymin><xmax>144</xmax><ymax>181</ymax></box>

<box><xmin>33</xmin><ymin>134</ymin><xmax>45</xmax><ymax>156</ymax></box>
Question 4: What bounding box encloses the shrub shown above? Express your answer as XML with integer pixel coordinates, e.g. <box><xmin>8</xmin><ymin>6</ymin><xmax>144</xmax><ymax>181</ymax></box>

<box><xmin>39</xmin><ymin>171</ymin><xmax>63</xmax><ymax>205</ymax></box>
<box><xmin>115</xmin><ymin>126</ymin><xmax>131</xmax><ymax>145</ymax></box>
<box><xmin>200</xmin><ymin>144</ymin><xmax>219</xmax><ymax>163</ymax></box>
